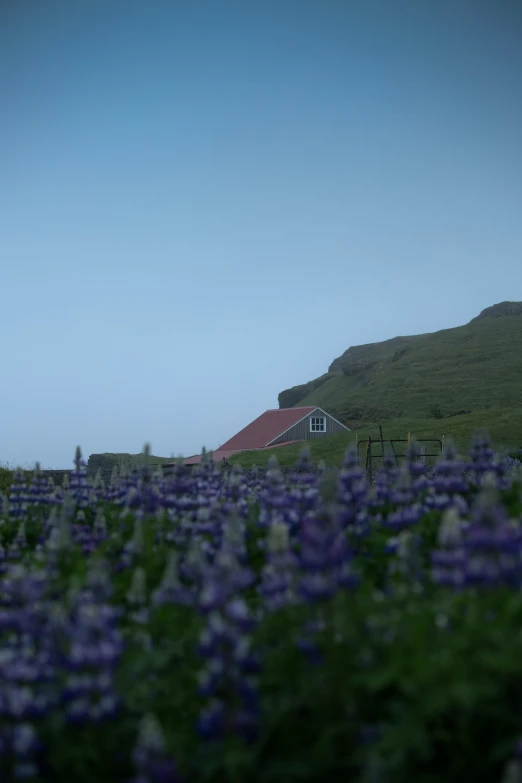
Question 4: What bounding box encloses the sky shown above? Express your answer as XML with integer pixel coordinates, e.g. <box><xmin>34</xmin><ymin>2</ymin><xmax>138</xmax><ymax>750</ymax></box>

<box><xmin>1</xmin><ymin>0</ymin><xmax>521</xmax><ymax>469</ymax></box>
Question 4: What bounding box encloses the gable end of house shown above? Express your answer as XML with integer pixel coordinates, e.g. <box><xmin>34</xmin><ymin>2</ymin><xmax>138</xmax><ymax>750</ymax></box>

<box><xmin>265</xmin><ymin>406</ymin><xmax>350</xmax><ymax>447</ymax></box>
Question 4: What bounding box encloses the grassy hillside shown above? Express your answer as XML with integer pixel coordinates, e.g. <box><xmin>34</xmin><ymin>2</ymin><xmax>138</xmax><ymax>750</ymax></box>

<box><xmin>228</xmin><ymin>408</ymin><xmax>522</xmax><ymax>468</ymax></box>
<box><xmin>278</xmin><ymin>302</ymin><xmax>522</xmax><ymax>427</ymax></box>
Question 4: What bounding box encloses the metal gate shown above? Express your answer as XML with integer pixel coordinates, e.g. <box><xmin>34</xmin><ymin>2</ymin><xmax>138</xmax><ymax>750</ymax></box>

<box><xmin>356</xmin><ymin>425</ymin><xmax>443</xmax><ymax>483</ymax></box>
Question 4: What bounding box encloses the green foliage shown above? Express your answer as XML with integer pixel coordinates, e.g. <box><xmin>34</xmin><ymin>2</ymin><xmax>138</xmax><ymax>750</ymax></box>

<box><xmin>280</xmin><ymin>305</ymin><xmax>522</xmax><ymax>426</ymax></box>
<box><xmin>0</xmin><ymin>466</ymin><xmax>12</xmax><ymax>495</ymax></box>
<box><xmin>429</xmin><ymin>404</ymin><xmax>444</xmax><ymax>419</ymax></box>
<box><xmin>0</xmin><ymin>462</ymin><xmax>33</xmax><ymax>495</ymax></box>
<box><xmin>86</xmin><ymin>453</ymin><xmax>173</xmax><ymax>475</ymax></box>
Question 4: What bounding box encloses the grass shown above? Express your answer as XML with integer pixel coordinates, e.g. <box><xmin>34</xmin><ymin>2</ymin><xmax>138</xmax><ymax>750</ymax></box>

<box><xmin>279</xmin><ymin>306</ymin><xmax>522</xmax><ymax>425</ymax></box>
<box><xmin>87</xmin><ymin>453</ymin><xmax>177</xmax><ymax>471</ymax></box>
<box><xmin>228</xmin><ymin>407</ymin><xmax>522</xmax><ymax>468</ymax></box>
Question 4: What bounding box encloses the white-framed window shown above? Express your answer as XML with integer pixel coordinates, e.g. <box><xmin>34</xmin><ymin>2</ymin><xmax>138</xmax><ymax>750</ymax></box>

<box><xmin>310</xmin><ymin>416</ymin><xmax>326</xmax><ymax>433</ymax></box>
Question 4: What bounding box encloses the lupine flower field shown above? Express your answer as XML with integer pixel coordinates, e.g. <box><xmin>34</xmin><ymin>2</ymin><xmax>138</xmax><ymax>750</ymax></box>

<box><xmin>1</xmin><ymin>438</ymin><xmax>522</xmax><ymax>782</ymax></box>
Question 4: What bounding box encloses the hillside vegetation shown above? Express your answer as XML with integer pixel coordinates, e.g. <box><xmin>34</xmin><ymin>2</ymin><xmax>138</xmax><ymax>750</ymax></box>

<box><xmin>86</xmin><ymin>452</ymin><xmax>174</xmax><ymax>477</ymax></box>
<box><xmin>278</xmin><ymin>301</ymin><xmax>522</xmax><ymax>427</ymax></box>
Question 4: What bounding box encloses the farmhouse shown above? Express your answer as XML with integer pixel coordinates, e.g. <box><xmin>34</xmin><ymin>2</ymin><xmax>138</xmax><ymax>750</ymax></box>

<box><xmin>163</xmin><ymin>406</ymin><xmax>350</xmax><ymax>471</ymax></box>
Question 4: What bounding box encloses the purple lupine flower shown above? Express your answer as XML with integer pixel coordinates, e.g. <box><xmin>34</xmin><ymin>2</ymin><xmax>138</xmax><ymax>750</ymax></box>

<box><xmin>117</xmin><ymin>514</ymin><xmax>145</xmax><ymax>572</ymax></box>
<box><xmin>368</xmin><ymin>454</ymin><xmax>399</xmax><ymax>511</ymax></box>
<box><xmin>388</xmin><ymin>530</ymin><xmax>424</xmax><ymax>583</ymax></box>
<box><xmin>88</xmin><ymin>469</ymin><xmax>107</xmax><ymax>507</ymax></box>
<box><xmin>403</xmin><ymin>439</ymin><xmax>431</xmax><ymax>485</ymax></box>
<box><xmin>336</xmin><ymin>447</ymin><xmax>369</xmax><ymax>536</ymax></box>
<box><xmin>219</xmin><ymin>509</ymin><xmax>249</xmax><ymax>564</ymax></box>
<box><xmin>69</xmin><ymin>447</ymin><xmax>90</xmax><ymax>509</ymax></box>
<box><xmin>285</xmin><ymin>448</ymin><xmax>320</xmax><ymax>531</ymax></box>
<box><xmin>130</xmin><ymin>472</ymin><xmax>164</xmax><ymax>516</ymax></box>
<box><xmin>93</xmin><ymin>509</ymin><xmax>108</xmax><ymax>543</ymax></box>
<box><xmin>8</xmin><ymin>470</ymin><xmax>29</xmax><ymax>521</ymax></box>
<box><xmin>298</xmin><ymin>502</ymin><xmax>357</xmax><ymax>603</ymax></box>
<box><xmin>46</xmin><ymin>495</ymin><xmax>74</xmax><ymax>554</ymax></box>
<box><xmin>505</xmin><ymin>454</ymin><xmax>522</xmax><ymax>477</ymax></box>
<box><xmin>129</xmin><ymin>713</ymin><xmax>180</xmax><ymax>783</ymax></box>
<box><xmin>56</xmin><ymin>592</ymin><xmax>124</xmax><ymax>724</ymax></box>
<box><xmin>424</xmin><ymin>441</ymin><xmax>469</xmax><ymax>515</ymax></box>
<box><xmin>431</xmin><ymin>507</ymin><xmax>471</xmax><ymax>587</ymax></box>
<box><xmin>220</xmin><ymin>467</ymin><xmax>251</xmax><ymax>523</ymax></box>
<box><xmin>495</xmin><ymin>453</ymin><xmax>520</xmax><ymax>491</ymax></box>
<box><xmin>6</xmin><ymin>522</ymin><xmax>26</xmax><ymax>562</ymax></box>
<box><xmin>83</xmin><ymin>556</ymin><xmax>114</xmax><ymax>604</ymax></box>
<box><xmin>259</xmin><ymin>521</ymin><xmax>299</xmax><ymax>613</ymax></box>
<box><xmin>196</xmin><ymin>535</ymin><xmax>260</xmax><ymax>743</ymax></box>
<box><xmin>245</xmin><ymin>463</ymin><xmax>262</xmax><ymax>504</ymax></box>
<box><xmin>462</xmin><ymin>483</ymin><xmax>522</xmax><ymax>588</ymax></box>
<box><xmin>0</xmin><ymin>564</ymin><xmax>58</xmax><ymax>779</ymax></box>
<box><xmin>108</xmin><ymin>464</ymin><xmax>129</xmax><ymax>506</ymax></box>
<box><xmin>432</xmin><ymin>481</ymin><xmax>522</xmax><ymax>589</ymax></box>
<box><xmin>198</xmin><ymin>546</ymin><xmax>255</xmax><ymax>609</ymax></box>
<box><xmin>151</xmin><ymin>552</ymin><xmax>195</xmax><ymax>607</ymax></box>
<box><xmin>258</xmin><ymin>456</ymin><xmax>291</xmax><ymax>529</ymax></box>
<box><xmin>384</xmin><ymin>466</ymin><xmax>423</xmax><ymax>532</ymax></box>
<box><xmin>11</xmin><ymin>722</ymin><xmax>43</xmax><ymax>779</ymax></box>
<box><xmin>126</xmin><ymin>567</ymin><xmax>152</xmax><ymax>650</ymax></box>
<box><xmin>72</xmin><ymin>511</ymin><xmax>100</xmax><ymax>557</ymax></box>
<box><xmin>178</xmin><ymin>536</ymin><xmax>212</xmax><ymax>590</ymax></box>
<box><xmin>399</xmin><ymin>439</ymin><xmax>432</xmax><ymax>500</ymax></box>
<box><xmin>295</xmin><ymin>500</ymin><xmax>357</xmax><ymax>661</ymax></box>
<box><xmin>468</xmin><ymin>432</ymin><xmax>496</xmax><ymax>476</ymax></box>
<box><xmin>196</xmin><ymin>605</ymin><xmax>261</xmax><ymax>742</ymax></box>
<box><xmin>27</xmin><ymin>463</ymin><xmax>51</xmax><ymax>508</ymax></box>
<box><xmin>466</xmin><ymin>433</ymin><xmax>513</xmax><ymax>490</ymax></box>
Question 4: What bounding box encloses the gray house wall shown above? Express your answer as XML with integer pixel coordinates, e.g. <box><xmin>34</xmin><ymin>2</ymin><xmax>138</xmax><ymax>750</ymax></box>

<box><xmin>268</xmin><ymin>410</ymin><xmax>348</xmax><ymax>446</ymax></box>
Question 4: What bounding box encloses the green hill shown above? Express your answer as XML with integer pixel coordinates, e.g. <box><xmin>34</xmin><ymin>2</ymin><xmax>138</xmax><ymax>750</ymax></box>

<box><xmin>278</xmin><ymin>301</ymin><xmax>522</xmax><ymax>427</ymax></box>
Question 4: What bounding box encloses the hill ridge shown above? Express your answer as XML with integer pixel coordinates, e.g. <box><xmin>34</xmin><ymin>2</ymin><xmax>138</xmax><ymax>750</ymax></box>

<box><xmin>469</xmin><ymin>301</ymin><xmax>522</xmax><ymax>323</ymax></box>
<box><xmin>278</xmin><ymin>301</ymin><xmax>522</xmax><ymax>426</ymax></box>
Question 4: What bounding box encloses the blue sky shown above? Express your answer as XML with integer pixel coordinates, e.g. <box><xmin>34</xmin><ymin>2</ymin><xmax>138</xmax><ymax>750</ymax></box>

<box><xmin>1</xmin><ymin>0</ymin><xmax>521</xmax><ymax>469</ymax></box>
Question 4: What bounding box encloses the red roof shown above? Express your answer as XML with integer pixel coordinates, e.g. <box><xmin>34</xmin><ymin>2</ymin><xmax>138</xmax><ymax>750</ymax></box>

<box><xmin>217</xmin><ymin>407</ymin><xmax>318</xmax><ymax>452</ymax></box>
<box><xmin>161</xmin><ymin>407</ymin><xmax>321</xmax><ymax>467</ymax></box>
